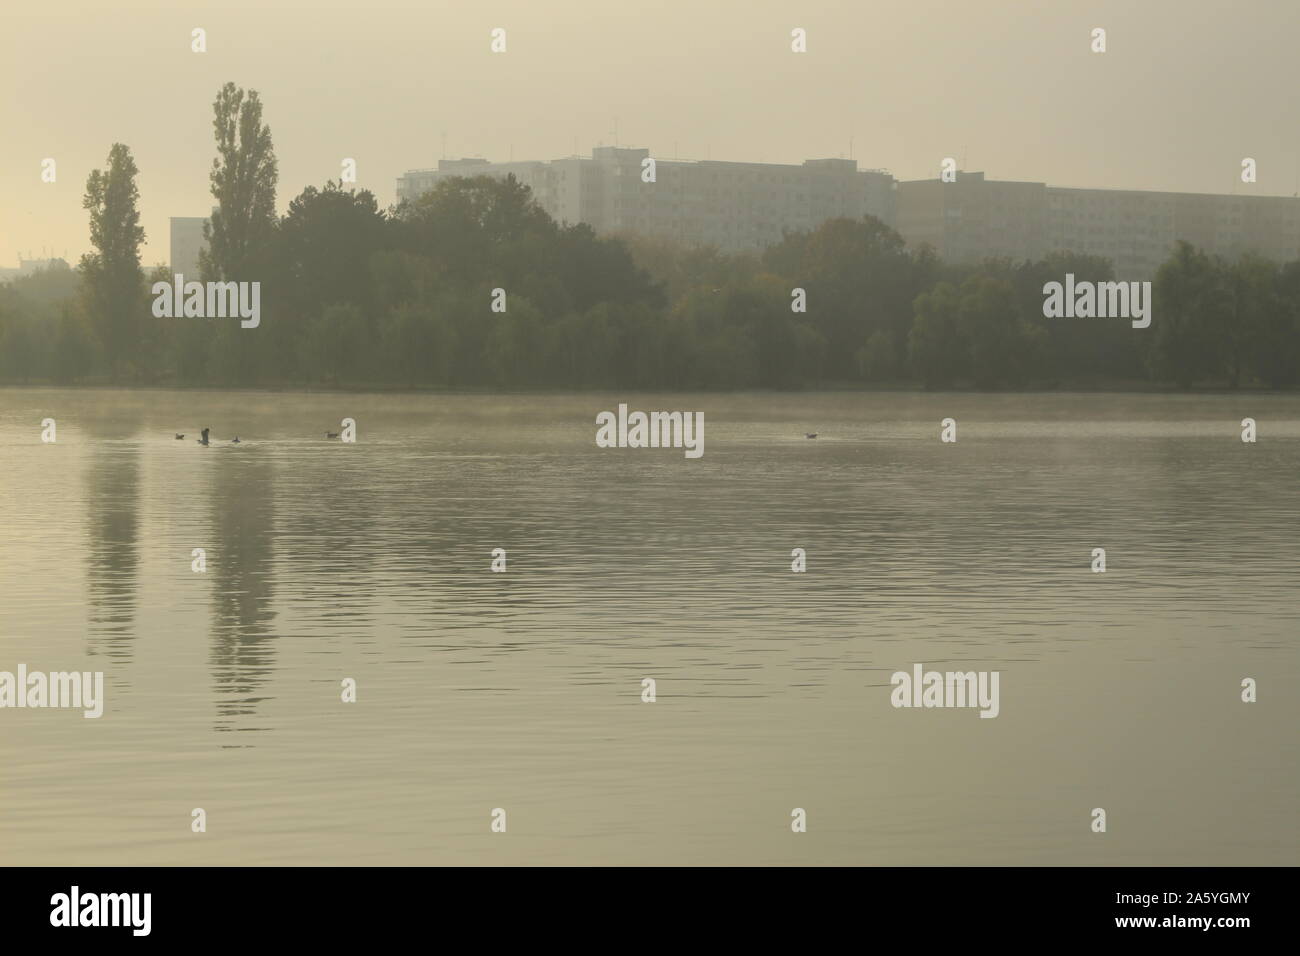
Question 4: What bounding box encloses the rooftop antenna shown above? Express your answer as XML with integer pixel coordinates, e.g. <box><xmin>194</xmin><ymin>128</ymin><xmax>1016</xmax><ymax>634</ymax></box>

<box><xmin>441</xmin><ymin>131</ymin><xmax>446</xmax><ymax>159</ymax></box>
<box><xmin>849</xmin><ymin>135</ymin><xmax>854</xmax><ymax>161</ymax></box>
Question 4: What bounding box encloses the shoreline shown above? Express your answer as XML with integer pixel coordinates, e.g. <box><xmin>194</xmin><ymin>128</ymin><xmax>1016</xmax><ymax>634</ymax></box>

<box><xmin>1</xmin><ymin>381</ymin><xmax>1296</xmax><ymax>396</ymax></box>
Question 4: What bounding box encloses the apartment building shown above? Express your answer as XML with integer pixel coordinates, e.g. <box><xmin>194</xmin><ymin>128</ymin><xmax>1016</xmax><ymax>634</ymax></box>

<box><xmin>397</xmin><ymin>146</ymin><xmax>897</xmax><ymax>252</ymax></box>
<box><xmin>897</xmin><ymin>171</ymin><xmax>1300</xmax><ymax>278</ymax></box>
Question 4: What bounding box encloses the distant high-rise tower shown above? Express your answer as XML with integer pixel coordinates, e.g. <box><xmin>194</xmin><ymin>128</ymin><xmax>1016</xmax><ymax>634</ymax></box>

<box><xmin>169</xmin><ymin>216</ymin><xmax>209</xmax><ymax>278</ymax></box>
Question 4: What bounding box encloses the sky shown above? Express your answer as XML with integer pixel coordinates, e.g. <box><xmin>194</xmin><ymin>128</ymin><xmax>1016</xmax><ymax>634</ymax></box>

<box><xmin>2</xmin><ymin>0</ymin><xmax>1299</xmax><ymax>266</ymax></box>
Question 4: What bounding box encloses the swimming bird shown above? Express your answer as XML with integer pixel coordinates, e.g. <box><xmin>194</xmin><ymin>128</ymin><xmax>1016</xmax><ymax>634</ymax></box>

<box><xmin>325</xmin><ymin>431</ymin><xmax>339</xmax><ymax>439</ymax></box>
<box><xmin>805</xmin><ymin>432</ymin><xmax>818</xmax><ymax>439</ymax></box>
<box><xmin>197</xmin><ymin>427</ymin><xmax>210</xmax><ymax>446</ymax></box>
<box><xmin>175</xmin><ymin>433</ymin><xmax>184</xmax><ymax>440</ymax></box>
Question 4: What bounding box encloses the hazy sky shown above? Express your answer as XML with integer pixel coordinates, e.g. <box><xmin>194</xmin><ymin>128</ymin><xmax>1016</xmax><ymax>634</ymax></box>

<box><xmin>3</xmin><ymin>0</ymin><xmax>1298</xmax><ymax>266</ymax></box>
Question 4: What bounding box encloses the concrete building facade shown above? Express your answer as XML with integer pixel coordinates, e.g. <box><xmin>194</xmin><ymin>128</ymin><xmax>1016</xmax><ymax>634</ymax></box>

<box><xmin>398</xmin><ymin>151</ymin><xmax>1300</xmax><ymax>275</ymax></box>
<box><xmin>897</xmin><ymin>171</ymin><xmax>1300</xmax><ymax>278</ymax></box>
<box><xmin>0</xmin><ymin>257</ymin><xmax>69</xmax><ymax>283</ymax></box>
<box><xmin>169</xmin><ymin>216</ymin><xmax>208</xmax><ymax>278</ymax></box>
<box><xmin>397</xmin><ymin>147</ymin><xmax>897</xmax><ymax>252</ymax></box>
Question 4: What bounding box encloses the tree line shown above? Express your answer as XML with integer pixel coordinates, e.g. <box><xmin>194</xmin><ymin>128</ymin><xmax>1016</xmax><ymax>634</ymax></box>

<box><xmin>2</xmin><ymin>82</ymin><xmax>1298</xmax><ymax>390</ymax></box>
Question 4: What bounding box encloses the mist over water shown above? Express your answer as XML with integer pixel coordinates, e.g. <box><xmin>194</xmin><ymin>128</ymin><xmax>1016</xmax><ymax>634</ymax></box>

<box><xmin>1</xmin><ymin>388</ymin><xmax>1296</xmax><ymax>865</ymax></box>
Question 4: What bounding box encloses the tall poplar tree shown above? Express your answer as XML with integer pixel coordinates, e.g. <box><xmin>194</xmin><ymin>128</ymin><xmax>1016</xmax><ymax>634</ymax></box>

<box><xmin>80</xmin><ymin>143</ymin><xmax>145</xmax><ymax>381</ymax></box>
<box><xmin>200</xmin><ymin>82</ymin><xmax>278</xmax><ymax>281</ymax></box>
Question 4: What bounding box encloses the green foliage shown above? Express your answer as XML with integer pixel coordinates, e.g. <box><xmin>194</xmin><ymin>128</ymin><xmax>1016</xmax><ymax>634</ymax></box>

<box><xmin>909</xmin><ymin>281</ymin><xmax>966</xmax><ymax>389</ymax></box>
<box><xmin>856</xmin><ymin>329</ymin><xmax>901</xmax><ymax>382</ymax></box>
<box><xmin>201</xmin><ymin>82</ymin><xmax>278</xmax><ymax>281</ymax></box>
<box><xmin>5</xmin><ymin>123</ymin><xmax>1299</xmax><ymax>390</ymax></box>
<box><xmin>763</xmin><ymin>216</ymin><xmax>928</xmax><ymax>380</ymax></box>
<box><xmin>1150</xmin><ymin>242</ymin><xmax>1230</xmax><ymax>388</ymax></box>
<box><xmin>79</xmin><ymin>143</ymin><xmax>145</xmax><ymax>380</ymax></box>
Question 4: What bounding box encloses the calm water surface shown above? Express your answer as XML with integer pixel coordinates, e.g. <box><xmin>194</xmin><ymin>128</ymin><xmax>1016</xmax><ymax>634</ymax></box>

<box><xmin>1</xmin><ymin>389</ymin><xmax>1296</xmax><ymax>865</ymax></box>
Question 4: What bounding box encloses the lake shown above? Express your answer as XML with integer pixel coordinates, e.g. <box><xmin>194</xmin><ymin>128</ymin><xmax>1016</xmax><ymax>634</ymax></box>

<box><xmin>1</xmin><ymin>388</ymin><xmax>1296</xmax><ymax>865</ymax></box>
